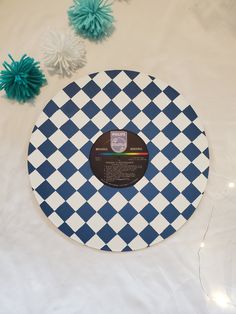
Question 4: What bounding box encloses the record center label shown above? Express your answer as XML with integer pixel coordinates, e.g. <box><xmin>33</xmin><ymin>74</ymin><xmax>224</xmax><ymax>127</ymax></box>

<box><xmin>89</xmin><ymin>130</ymin><xmax>149</xmax><ymax>188</ymax></box>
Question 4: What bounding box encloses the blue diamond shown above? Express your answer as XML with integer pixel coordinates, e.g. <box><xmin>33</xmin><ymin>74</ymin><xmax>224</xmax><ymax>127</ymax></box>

<box><xmin>142</xmin><ymin>122</ymin><xmax>160</xmax><ymax>139</ymax></box>
<box><xmin>78</xmin><ymin>182</ymin><xmax>97</xmax><ymax>199</ymax></box>
<box><xmin>82</xmin><ymin>101</ymin><xmax>100</xmax><ymax>118</ymax></box>
<box><xmin>41</xmin><ymin>201</ymin><xmax>53</xmax><ymax>216</ymax></box>
<box><xmin>162</xmin><ymin>122</ymin><xmax>180</xmax><ymax>140</ymax></box>
<box><xmin>63</xmin><ymin>82</ymin><xmax>80</xmax><ymax>98</ymax></box>
<box><xmin>162</xmin><ymin>183</ymin><xmax>180</xmax><ymax>202</ymax></box>
<box><xmin>161</xmin><ymin>142</ymin><xmax>180</xmax><ymax>161</ymax></box>
<box><xmin>43</xmin><ymin>100</ymin><xmax>58</xmax><ymax>117</ymax></box>
<box><xmin>182</xmin><ymin>184</ymin><xmax>201</xmax><ymax>202</ymax></box>
<box><xmin>59</xmin><ymin>141</ymin><xmax>78</xmax><ymax>159</ymax></box>
<box><xmin>140</xmin><ymin>204</ymin><xmax>158</xmax><ymax>223</ymax></box>
<box><xmin>183</xmin><ymin>105</ymin><xmax>197</xmax><ymax>121</ymax></box>
<box><xmin>56</xmin><ymin>202</ymin><xmax>74</xmax><ymax>220</ymax></box>
<box><xmin>99</xmin><ymin>186</ymin><xmax>118</xmax><ymax>200</ymax></box>
<box><xmin>182</xmin><ymin>204</ymin><xmax>195</xmax><ymax>219</ymax></box>
<box><xmin>97</xmin><ymin>224</ymin><xmax>116</xmax><ymax>243</ymax></box>
<box><xmin>58</xmin><ymin>161</ymin><xmax>77</xmax><ymax>179</ymax></box>
<box><xmin>76</xmin><ymin>224</ymin><xmax>95</xmax><ymax>243</ymax></box>
<box><xmin>182</xmin><ymin>164</ymin><xmax>201</xmax><ymax>182</ymax></box>
<box><xmin>60</xmin><ymin>120</ymin><xmax>79</xmax><ymax>138</ymax></box>
<box><xmin>161</xmin><ymin>204</ymin><xmax>180</xmax><ymax>223</ymax></box>
<box><xmin>123</xmin><ymin>81</ymin><xmax>141</xmax><ymax>99</ymax></box>
<box><xmin>77</xmin><ymin>203</ymin><xmax>96</xmax><ymax>221</ymax></box>
<box><xmin>37</xmin><ymin>160</ymin><xmax>56</xmax><ymax>179</ymax></box>
<box><xmin>162</xmin><ymin>162</ymin><xmax>180</xmax><ymax>181</ymax></box>
<box><xmin>38</xmin><ymin>140</ymin><xmax>57</xmax><ymax>158</ymax></box>
<box><xmin>36</xmin><ymin>181</ymin><xmax>54</xmax><ymax>199</ymax></box>
<box><xmin>83</xmin><ymin>80</ymin><xmax>101</xmax><ymax>98</ymax></box>
<box><xmin>122</xmin><ymin>102</ymin><xmax>140</xmax><ymax>119</ymax></box>
<box><xmin>98</xmin><ymin>204</ymin><xmax>116</xmax><ymax>222</ymax></box>
<box><xmin>143</xmin><ymin>82</ymin><xmax>161</xmax><ymax>100</ymax></box>
<box><xmin>119</xmin><ymin>204</ymin><xmax>137</xmax><ymax>223</ymax></box>
<box><xmin>79</xmin><ymin>162</ymin><xmax>93</xmax><ymax>179</ymax></box>
<box><xmin>147</xmin><ymin>142</ymin><xmax>160</xmax><ymax>160</ymax></box>
<box><xmin>81</xmin><ymin>121</ymin><xmax>99</xmax><ymax>139</ymax></box>
<box><xmin>163</xmin><ymin>102</ymin><xmax>181</xmax><ymax>120</ymax></box>
<box><xmin>183</xmin><ymin>143</ymin><xmax>201</xmax><ymax>162</ymax></box>
<box><xmin>183</xmin><ymin>123</ymin><xmax>201</xmax><ymax>141</ymax></box>
<box><xmin>57</xmin><ymin>182</ymin><xmax>76</xmax><ymax>200</ymax></box>
<box><xmin>118</xmin><ymin>225</ymin><xmax>137</xmax><ymax>244</ymax></box>
<box><xmin>161</xmin><ymin>225</ymin><xmax>176</xmax><ymax>239</ymax></box>
<box><xmin>141</xmin><ymin>183</ymin><xmax>159</xmax><ymax>201</ymax></box>
<box><xmin>103</xmin><ymin>81</ymin><xmax>121</xmax><ymax>99</ymax></box>
<box><xmin>39</xmin><ymin>119</ymin><xmax>57</xmax><ymax>138</ymax></box>
<box><xmin>59</xmin><ymin>223</ymin><xmax>74</xmax><ymax>237</ymax></box>
<box><xmin>163</xmin><ymin>86</ymin><xmax>179</xmax><ymax>100</ymax></box>
<box><xmin>103</xmin><ymin>101</ymin><xmax>120</xmax><ymax>118</ymax></box>
<box><xmin>143</xmin><ymin>102</ymin><xmax>161</xmax><ymax>119</ymax></box>
<box><xmin>61</xmin><ymin>100</ymin><xmax>79</xmax><ymax>118</ymax></box>
<box><xmin>139</xmin><ymin>225</ymin><xmax>158</xmax><ymax>245</ymax></box>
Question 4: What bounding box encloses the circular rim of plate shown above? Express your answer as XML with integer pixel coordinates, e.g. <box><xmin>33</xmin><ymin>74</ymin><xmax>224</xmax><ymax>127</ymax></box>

<box><xmin>28</xmin><ymin>70</ymin><xmax>210</xmax><ymax>252</ymax></box>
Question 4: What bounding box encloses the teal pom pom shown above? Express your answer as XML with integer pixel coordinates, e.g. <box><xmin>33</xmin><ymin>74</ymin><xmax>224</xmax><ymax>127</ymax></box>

<box><xmin>0</xmin><ymin>54</ymin><xmax>46</xmax><ymax>103</ymax></box>
<box><xmin>68</xmin><ymin>0</ymin><xmax>114</xmax><ymax>40</ymax></box>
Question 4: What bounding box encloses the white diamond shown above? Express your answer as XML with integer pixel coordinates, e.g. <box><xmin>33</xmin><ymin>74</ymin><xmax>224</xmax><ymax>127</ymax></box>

<box><xmin>192</xmin><ymin>154</ymin><xmax>209</xmax><ymax>172</ymax></box>
<box><xmin>192</xmin><ymin>174</ymin><xmax>207</xmax><ymax>193</ymax></box>
<box><xmin>130</xmin><ymin>193</ymin><xmax>148</xmax><ymax>211</ymax></box>
<box><xmin>52</xmin><ymin>90</ymin><xmax>70</xmax><ymax>107</ymax></box>
<box><xmin>108</xmin><ymin>214</ymin><xmax>127</xmax><ymax>233</ymax></box>
<box><xmin>171</xmin><ymin>215</ymin><xmax>186</xmax><ymax>230</ymax></box>
<box><xmin>113</xmin><ymin>71</ymin><xmax>132</xmax><ymax>89</ymax></box>
<box><xmin>28</xmin><ymin>149</ymin><xmax>46</xmax><ymax>168</ymax></box>
<box><xmin>67</xmin><ymin>192</ymin><xmax>86</xmax><ymax>210</ymax></box>
<box><xmin>106</xmin><ymin>235</ymin><xmax>127</xmax><ymax>251</ymax></box>
<box><xmin>171</xmin><ymin>173</ymin><xmax>191</xmax><ymax>192</ymax></box>
<box><xmin>88</xmin><ymin>192</ymin><xmax>106</xmax><ymax>210</ymax></box>
<box><xmin>129</xmin><ymin>214</ymin><xmax>148</xmax><ymax>233</ymax></box>
<box><xmin>172</xmin><ymin>153</ymin><xmax>190</xmax><ymax>172</ymax></box>
<box><xmin>172</xmin><ymin>112</ymin><xmax>191</xmax><ymax>131</ymax></box>
<box><xmin>49</xmin><ymin>130</ymin><xmax>68</xmax><ymax>149</ymax></box>
<box><xmin>30</xmin><ymin>129</ymin><xmax>47</xmax><ymax>148</ymax></box>
<box><xmin>69</xmin><ymin>152</ymin><xmax>87</xmax><ymax>169</ymax></box>
<box><xmin>152</xmin><ymin>132</ymin><xmax>170</xmax><ymax>150</ymax></box>
<box><xmin>153</xmin><ymin>92</ymin><xmax>170</xmax><ymax>110</ymax></box>
<box><xmin>86</xmin><ymin>234</ymin><xmax>105</xmax><ymax>249</ymax></box>
<box><xmin>47</xmin><ymin>171</ymin><xmax>66</xmax><ymax>189</ymax></box>
<box><xmin>29</xmin><ymin>171</ymin><xmax>44</xmax><ymax>189</ymax></box>
<box><xmin>46</xmin><ymin>191</ymin><xmax>64</xmax><ymax>209</ymax></box>
<box><xmin>150</xmin><ymin>172</ymin><xmax>169</xmax><ymax>191</ymax></box>
<box><xmin>172</xmin><ymin>133</ymin><xmax>191</xmax><ymax>151</ymax></box>
<box><xmin>173</xmin><ymin>95</ymin><xmax>188</xmax><ymax>110</ymax></box>
<box><xmin>68</xmin><ymin>172</ymin><xmax>87</xmax><ymax>190</ymax></box>
<box><xmin>192</xmin><ymin>133</ymin><xmax>208</xmax><ymax>152</ymax></box>
<box><xmin>113</xmin><ymin>91</ymin><xmax>130</xmax><ymax>109</ymax></box>
<box><xmin>49</xmin><ymin>212</ymin><xmax>64</xmax><ymax>227</ymax></box>
<box><xmin>91</xmin><ymin>111</ymin><xmax>110</xmax><ymax>129</ymax></box>
<box><xmin>150</xmin><ymin>215</ymin><xmax>169</xmax><ymax>234</ymax></box>
<box><xmin>172</xmin><ymin>194</ymin><xmax>190</xmax><ymax>213</ymax></box>
<box><xmin>109</xmin><ymin>192</ymin><xmax>128</xmax><ymax>211</ymax></box>
<box><xmin>150</xmin><ymin>193</ymin><xmax>169</xmax><ymax>212</ymax></box>
<box><xmin>70</xmin><ymin>131</ymin><xmax>88</xmax><ymax>147</ymax></box>
<box><xmin>151</xmin><ymin>152</ymin><xmax>169</xmax><ymax>170</ymax></box>
<box><xmin>112</xmin><ymin>111</ymin><xmax>129</xmax><ymax>129</ymax></box>
<box><xmin>50</xmin><ymin>110</ymin><xmax>68</xmax><ymax>128</ymax></box>
<box><xmin>92</xmin><ymin>91</ymin><xmax>110</xmax><ymax>109</ymax></box>
<box><xmin>72</xmin><ymin>90</ymin><xmax>90</xmax><ymax>108</ymax></box>
<box><xmin>133</xmin><ymin>73</ymin><xmax>153</xmax><ymax>89</ymax></box>
<box><xmin>89</xmin><ymin>176</ymin><xmax>103</xmax><ymax>190</ymax></box>
<box><xmin>134</xmin><ymin>177</ymin><xmax>149</xmax><ymax>191</ymax></box>
<box><xmin>153</xmin><ymin>78</ymin><xmax>168</xmax><ymax>91</ymax></box>
<box><xmin>71</xmin><ymin>110</ymin><xmax>90</xmax><ymax>128</ymax></box>
<box><xmin>132</xmin><ymin>112</ymin><xmax>150</xmax><ymax>129</ymax></box>
<box><xmin>48</xmin><ymin>151</ymin><xmax>67</xmax><ymax>169</ymax></box>
<box><xmin>152</xmin><ymin>112</ymin><xmax>171</xmax><ymax>130</ymax></box>
<box><xmin>128</xmin><ymin>235</ymin><xmax>147</xmax><ymax>250</ymax></box>
<box><xmin>133</xmin><ymin>92</ymin><xmax>151</xmax><ymax>110</ymax></box>
<box><xmin>75</xmin><ymin>75</ymin><xmax>91</xmax><ymax>88</ymax></box>
<box><xmin>36</xmin><ymin>112</ymin><xmax>48</xmax><ymax>128</ymax></box>
<box><xmin>87</xmin><ymin>214</ymin><xmax>106</xmax><ymax>232</ymax></box>
<box><xmin>66</xmin><ymin>213</ymin><xmax>84</xmax><ymax>231</ymax></box>
<box><xmin>92</xmin><ymin>72</ymin><xmax>111</xmax><ymax>88</ymax></box>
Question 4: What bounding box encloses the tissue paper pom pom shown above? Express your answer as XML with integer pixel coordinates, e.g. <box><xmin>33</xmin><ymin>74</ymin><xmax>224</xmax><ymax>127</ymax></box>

<box><xmin>0</xmin><ymin>54</ymin><xmax>46</xmax><ymax>103</ymax></box>
<box><xmin>68</xmin><ymin>0</ymin><xmax>114</xmax><ymax>40</ymax></box>
<box><xmin>43</xmin><ymin>31</ymin><xmax>86</xmax><ymax>76</ymax></box>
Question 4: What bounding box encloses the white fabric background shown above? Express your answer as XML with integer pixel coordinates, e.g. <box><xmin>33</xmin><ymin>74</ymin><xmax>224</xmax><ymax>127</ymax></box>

<box><xmin>0</xmin><ymin>0</ymin><xmax>236</xmax><ymax>313</ymax></box>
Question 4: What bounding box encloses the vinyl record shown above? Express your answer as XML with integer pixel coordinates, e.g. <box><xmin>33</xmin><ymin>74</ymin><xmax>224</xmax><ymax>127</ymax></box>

<box><xmin>28</xmin><ymin>70</ymin><xmax>209</xmax><ymax>251</ymax></box>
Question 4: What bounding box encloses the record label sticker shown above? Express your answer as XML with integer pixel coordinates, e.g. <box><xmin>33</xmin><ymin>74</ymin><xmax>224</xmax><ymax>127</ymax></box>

<box><xmin>90</xmin><ymin>130</ymin><xmax>149</xmax><ymax>188</ymax></box>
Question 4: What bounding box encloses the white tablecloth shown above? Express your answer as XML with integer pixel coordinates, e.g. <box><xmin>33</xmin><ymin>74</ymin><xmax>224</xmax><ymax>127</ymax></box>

<box><xmin>0</xmin><ymin>1</ymin><xmax>236</xmax><ymax>313</ymax></box>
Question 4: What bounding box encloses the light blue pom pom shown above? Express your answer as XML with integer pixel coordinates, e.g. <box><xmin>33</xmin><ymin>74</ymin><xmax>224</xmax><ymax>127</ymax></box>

<box><xmin>0</xmin><ymin>54</ymin><xmax>46</xmax><ymax>103</ymax></box>
<box><xmin>68</xmin><ymin>0</ymin><xmax>114</xmax><ymax>40</ymax></box>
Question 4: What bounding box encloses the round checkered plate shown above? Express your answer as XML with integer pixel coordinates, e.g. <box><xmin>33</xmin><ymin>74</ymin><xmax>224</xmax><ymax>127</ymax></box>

<box><xmin>28</xmin><ymin>70</ymin><xmax>209</xmax><ymax>252</ymax></box>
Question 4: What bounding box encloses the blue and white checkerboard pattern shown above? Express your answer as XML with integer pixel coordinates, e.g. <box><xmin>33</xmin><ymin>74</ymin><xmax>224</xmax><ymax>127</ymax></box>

<box><xmin>28</xmin><ymin>70</ymin><xmax>209</xmax><ymax>252</ymax></box>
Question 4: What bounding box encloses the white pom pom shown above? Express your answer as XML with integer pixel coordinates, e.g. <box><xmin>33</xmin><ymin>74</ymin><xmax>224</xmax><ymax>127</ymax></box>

<box><xmin>43</xmin><ymin>31</ymin><xmax>86</xmax><ymax>76</ymax></box>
